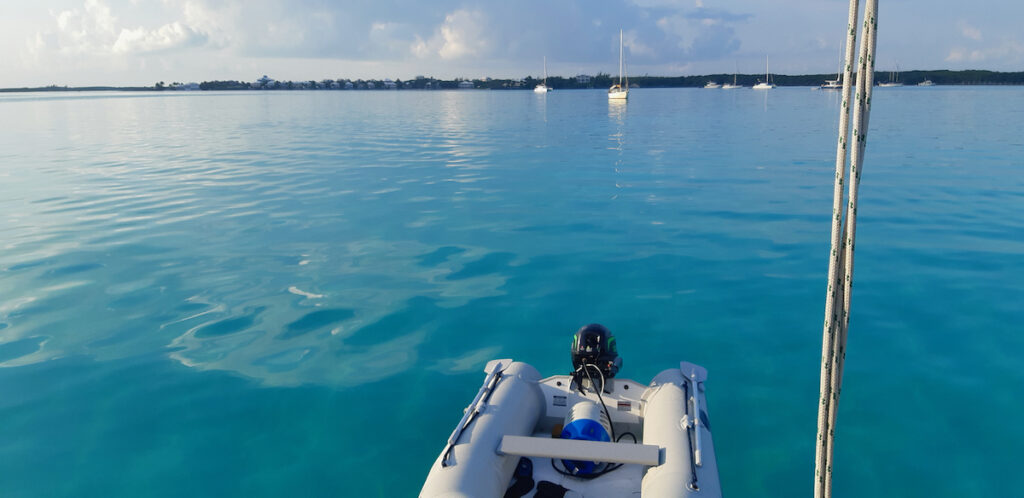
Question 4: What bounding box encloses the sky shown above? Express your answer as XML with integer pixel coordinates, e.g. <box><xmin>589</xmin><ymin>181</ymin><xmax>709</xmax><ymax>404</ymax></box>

<box><xmin>1</xmin><ymin>0</ymin><xmax>1022</xmax><ymax>87</ymax></box>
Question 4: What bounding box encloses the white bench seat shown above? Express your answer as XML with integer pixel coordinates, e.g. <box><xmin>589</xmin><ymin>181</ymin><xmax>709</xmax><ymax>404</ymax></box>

<box><xmin>497</xmin><ymin>435</ymin><xmax>661</xmax><ymax>466</ymax></box>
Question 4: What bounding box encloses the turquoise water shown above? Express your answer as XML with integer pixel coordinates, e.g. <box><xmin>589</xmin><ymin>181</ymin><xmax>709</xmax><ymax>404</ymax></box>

<box><xmin>1</xmin><ymin>87</ymin><xmax>1021</xmax><ymax>497</ymax></box>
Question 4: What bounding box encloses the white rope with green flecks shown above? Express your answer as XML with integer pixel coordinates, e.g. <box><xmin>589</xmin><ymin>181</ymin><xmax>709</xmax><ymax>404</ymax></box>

<box><xmin>814</xmin><ymin>0</ymin><xmax>879</xmax><ymax>496</ymax></box>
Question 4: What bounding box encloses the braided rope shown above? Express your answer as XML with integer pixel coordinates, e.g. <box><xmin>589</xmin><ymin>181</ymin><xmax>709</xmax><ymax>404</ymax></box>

<box><xmin>815</xmin><ymin>1</ymin><xmax>879</xmax><ymax>497</ymax></box>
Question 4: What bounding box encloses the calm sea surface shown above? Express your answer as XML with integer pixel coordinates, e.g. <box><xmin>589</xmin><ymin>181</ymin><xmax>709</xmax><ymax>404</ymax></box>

<box><xmin>1</xmin><ymin>87</ymin><xmax>1021</xmax><ymax>497</ymax></box>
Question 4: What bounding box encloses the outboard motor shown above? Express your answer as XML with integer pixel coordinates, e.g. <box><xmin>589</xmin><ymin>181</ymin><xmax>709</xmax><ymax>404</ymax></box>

<box><xmin>560</xmin><ymin>324</ymin><xmax>622</xmax><ymax>476</ymax></box>
<box><xmin>570</xmin><ymin>323</ymin><xmax>622</xmax><ymax>391</ymax></box>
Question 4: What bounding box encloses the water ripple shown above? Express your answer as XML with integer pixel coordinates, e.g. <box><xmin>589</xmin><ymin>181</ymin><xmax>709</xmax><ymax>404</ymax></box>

<box><xmin>0</xmin><ymin>90</ymin><xmax>1021</xmax><ymax>496</ymax></box>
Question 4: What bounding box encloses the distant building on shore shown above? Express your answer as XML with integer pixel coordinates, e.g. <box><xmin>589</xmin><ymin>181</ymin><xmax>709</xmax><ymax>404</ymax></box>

<box><xmin>458</xmin><ymin>80</ymin><xmax>474</xmax><ymax>89</ymax></box>
<box><xmin>576</xmin><ymin>74</ymin><xmax>592</xmax><ymax>84</ymax></box>
<box><xmin>253</xmin><ymin>75</ymin><xmax>274</xmax><ymax>89</ymax></box>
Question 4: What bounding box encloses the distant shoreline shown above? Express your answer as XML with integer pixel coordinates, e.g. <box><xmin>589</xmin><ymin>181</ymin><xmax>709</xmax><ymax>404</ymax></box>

<box><xmin>4</xmin><ymin>69</ymin><xmax>1024</xmax><ymax>93</ymax></box>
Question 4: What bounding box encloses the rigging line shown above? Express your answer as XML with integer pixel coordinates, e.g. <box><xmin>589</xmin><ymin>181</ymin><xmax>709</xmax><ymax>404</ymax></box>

<box><xmin>828</xmin><ymin>2</ymin><xmax>880</xmax><ymax>494</ymax></box>
<box><xmin>814</xmin><ymin>0</ymin><xmax>860</xmax><ymax>490</ymax></box>
<box><xmin>815</xmin><ymin>1</ymin><xmax>879</xmax><ymax>497</ymax></box>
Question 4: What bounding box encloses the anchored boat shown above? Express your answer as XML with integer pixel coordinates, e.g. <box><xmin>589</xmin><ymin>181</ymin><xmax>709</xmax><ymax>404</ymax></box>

<box><xmin>421</xmin><ymin>324</ymin><xmax>721</xmax><ymax>497</ymax></box>
<box><xmin>608</xmin><ymin>30</ymin><xmax>629</xmax><ymax>100</ymax></box>
<box><xmin>752</xmin><ymin>55</ymin><xmax>776</xmax><ymax>90</ymax></box>
<box><xmin>535</xmin><ymin>56</ymin><xmax>552</xmax><ymax>93</ymax></box>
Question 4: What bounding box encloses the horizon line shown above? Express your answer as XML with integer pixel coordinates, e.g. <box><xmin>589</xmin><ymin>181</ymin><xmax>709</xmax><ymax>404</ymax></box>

<box><xmin>4</xmin><ymin>68</ymin><xmax>1023</xmax><ymax>91</ymax></box>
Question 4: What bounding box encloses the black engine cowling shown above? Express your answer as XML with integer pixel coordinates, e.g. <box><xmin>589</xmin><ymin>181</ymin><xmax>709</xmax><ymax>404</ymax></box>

<box><xmin>570</xmin><ymin>323</ymin><xmax>622</xmax><ymax>383</ymax></box>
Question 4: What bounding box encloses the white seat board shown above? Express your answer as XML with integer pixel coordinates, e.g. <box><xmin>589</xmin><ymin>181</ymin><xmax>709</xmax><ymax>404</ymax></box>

<box><xmin>498</xmin><ymin>435</ymin><xmax>660</xmax><ymax>466</ymax></box>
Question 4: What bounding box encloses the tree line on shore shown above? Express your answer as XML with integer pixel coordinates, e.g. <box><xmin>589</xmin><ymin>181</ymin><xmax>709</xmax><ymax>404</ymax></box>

<box><xmin>183</xmin><ymin>70</ymin><xmax>1024</xmax><ymax>90</ymax></box>
<box><xmin>4</xmin><ymin>70</ymin><xmax>1024</xmax><ymax>93</ymax></box>
<box><xmin>192</xmin><ymin>70</ymin><xmax>1024</xmax><ymax>90</ymax></box>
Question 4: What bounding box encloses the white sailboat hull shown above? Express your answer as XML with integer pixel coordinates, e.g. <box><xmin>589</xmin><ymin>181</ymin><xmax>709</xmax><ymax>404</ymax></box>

<box><xmin>754</xmin><ymin>55</ymin><xmax>774</xmax><ymax>89</ymax></box>
<box><xmin>421</xmin><ymin>359</ymin><xmax>722</xmax><ymax>498</ymax></box>
<box><xmin>820</xmin><ymin>78</ymin><xmax>841</xmax><ymax>90</ymax></box>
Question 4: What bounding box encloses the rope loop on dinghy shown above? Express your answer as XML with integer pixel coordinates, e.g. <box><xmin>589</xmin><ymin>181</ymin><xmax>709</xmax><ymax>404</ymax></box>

<box><xmin>814</xmin><ymin>0</ymin><xmax>879</xmax><ymax>497</ymax></box>
<box><xmin>442</xmin><ymin>360</ymin><xmax>507</xmax><ymax>467</ymax></box>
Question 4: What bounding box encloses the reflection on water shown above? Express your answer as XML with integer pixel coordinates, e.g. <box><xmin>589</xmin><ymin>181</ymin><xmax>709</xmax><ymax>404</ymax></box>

<box><xmin>169</xmin><ymin>239</ymin><xmax>513</xmax><ymax>386</ymax></box>
<box><xmin>608</xmin><ymin>98</ymin><xmax>626</xmax><ymax>122</ymax></box>
<box><xmin>1</xmin><ymin>88</ymin><xmax>1023</xmax><ymax>497</ymax></box>
<box><xmin>608</xmin><ymin>99</ymin><xmax>626</xmax><ymax>199</ymax></box>
<box><xmin>0</xmin><ymin>91</ymin><xmax>520</xmax><ymax>387</ymax></box>
<box><xmin>608</xmin><ymin>100</ymin><xmax>626</xmax><ymax>147</ymax></box>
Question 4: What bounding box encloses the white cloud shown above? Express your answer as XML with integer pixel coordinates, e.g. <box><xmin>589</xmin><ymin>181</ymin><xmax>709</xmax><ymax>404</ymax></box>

<box><xmin>623</xmin><ymin>29</ymin><xmax>653</xmax><ymax>57</ymax></box>
<box><xmin>30</xmin><ymin>0</ymin><xmax>208</xmax><ymax>58</ymax></box>
<box><xmin>47</xmin><ymin>0</ymin><xmax>119</xmax><ymax>55</ymax></box>
<box><xmin>439</xmin><ymin>9</ymin><xmax>489</xmax><ymax>59</ymax></box>
<box><xmin>410</xmin><ymin>36</ymin><xmax>430</xmax><ymax>59</ymax></box>
<box><xmin>411</xmin><ymin>9</ymin><xmax>490</xmax><ymax>60</ymax></box>
<box><xmin>946</xmin><ymin>48</ymin><xmax>966</xmax><ymax>62</ymax></box>
<box><xmin>946</xmin><ymin>38</ymin><xmax>1024</xmax><ymax>64</ymax></box>
<box><xmin>958</xmin><ymin>20</ymin><xmax>982</xmax><ymax>41</ymax></box>
<box><xmin>113</xmin><ymin>21</ymin><xmax>207</xmax><ymax>54</ymax></box>
<box><xmin>179</xmin><ymin>0</ymin><xmax>239</xmax><ymax>49</ymax></box>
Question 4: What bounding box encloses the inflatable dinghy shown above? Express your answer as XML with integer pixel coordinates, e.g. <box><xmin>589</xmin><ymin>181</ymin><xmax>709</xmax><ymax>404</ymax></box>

<box><xmin>421</xmin><ymin>324</ymin><xmax>721</xmax><ymax>497</ymax></box>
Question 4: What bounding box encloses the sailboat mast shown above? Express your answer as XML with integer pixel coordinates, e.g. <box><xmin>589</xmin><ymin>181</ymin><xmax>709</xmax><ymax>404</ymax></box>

<box><xmin>836</xmin><ymin>45</ymin><xmax>842</xmax><ymax>81</ymax></box>
<box><xmin>618</xmin><ymin>30</ymin><xmax>624</xmax><ymax>85</ymax></box>
<box><xmin>543</xmin><ymin>56</ymin><xmax>547</xmax><ymax>85</ymax></box>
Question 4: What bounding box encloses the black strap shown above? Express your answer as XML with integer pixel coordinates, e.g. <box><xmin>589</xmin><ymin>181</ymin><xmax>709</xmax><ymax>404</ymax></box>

<box><xmin>535</xmin><ymin>480</ymin><xmax>572</xmax><ymax>498</ymax></box>
<box><xmin>503</xmin><ymin>457</ymin><xmax>535</xmax><ymax>498</ymax></box>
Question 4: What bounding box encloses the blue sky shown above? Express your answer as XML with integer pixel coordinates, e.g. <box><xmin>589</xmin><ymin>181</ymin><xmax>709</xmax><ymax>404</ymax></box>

<box><xmin>1</xmin><ymin>0</ymin><xmax>1021</xmax><ymax>87</ymax></box>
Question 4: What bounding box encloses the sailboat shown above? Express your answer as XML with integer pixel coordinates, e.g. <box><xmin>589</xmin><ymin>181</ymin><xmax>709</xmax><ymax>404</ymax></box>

<box><xmin>878</xmin><ymin>64</ymin><xmax>903</xmax><ymax>87</ymax></box>
<box><xmin>752</xmin><ymin>55</ymin><xmax>775</xmax><ymax>89</ymax></box>
<box><xmin>534</xmin><ymin>56</ymin><xmax>552</xmax><ymax>93</ymax></box>
<box><xmin>608</xmin><ymin>29</ymin><xmax>629</xmax><ymax>100</ymax></box>
<box><xmin>721</xmin><ymin>64</ymin><xmax>741</xmax><ymax>89</ymax></box>
<box><xmin>819</xmin><ymin>77</ymin><xmax>842</xmax><ymax>90</ymax></box>
<box><xmin>820</xmin><ymin>46</ymin><xmax>843</xmax><ymax>90</ymax></box>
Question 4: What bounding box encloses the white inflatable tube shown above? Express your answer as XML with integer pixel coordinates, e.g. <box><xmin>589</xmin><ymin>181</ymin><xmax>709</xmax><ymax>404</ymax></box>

<box><xmin>420</xmin><ymin>361</ymin><xmax>544</xmax><ymax>498</ymax></box>
<box><xmin>641</xmin><ymin>367</ymin><xmax>721</xmax><ymax>497</ymax></box>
